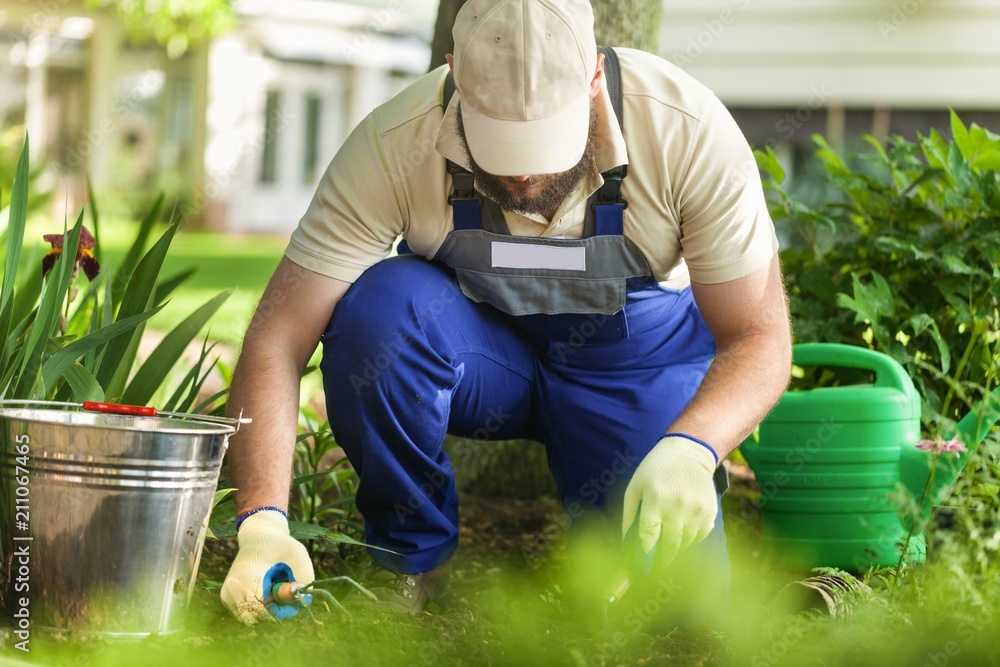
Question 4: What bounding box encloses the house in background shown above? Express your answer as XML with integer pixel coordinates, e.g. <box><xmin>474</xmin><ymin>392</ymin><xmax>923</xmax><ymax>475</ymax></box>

<box><xmin>660</xmin><ymin>0</ymin><xmax>1000</xmax><ymax>187</ymax></box>
<box><xmin>201</xmin><ymin>0</ymin><xmax>431</xmax><ymax>232</ymax></box>
<box><xmin>2</xmin><ymin>0</ymin><xmax>998</xmax><ymax>234</ymax></box>
<box><xmin>0</xmin><ymin>0</ymin><xmax>431</xmax><ymax>232</ymax></box>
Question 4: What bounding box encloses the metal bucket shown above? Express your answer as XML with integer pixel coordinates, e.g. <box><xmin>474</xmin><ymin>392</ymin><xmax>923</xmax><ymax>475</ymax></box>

<box><xmin>0</xmin><ymin>404</ymin><xmax>234</xmax><ymax>637</ymax></box>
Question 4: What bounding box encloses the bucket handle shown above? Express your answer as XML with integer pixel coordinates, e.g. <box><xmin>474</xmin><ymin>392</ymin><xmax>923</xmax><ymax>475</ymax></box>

<box><xmin>793</xmin><ymin>343</ymin><xmax>914</xmax><ymax>393</ymax></box>
<box><xmin>0</xmin><ymin>399</ymin><xmax>251</xmax><ymax>428</ymax></box>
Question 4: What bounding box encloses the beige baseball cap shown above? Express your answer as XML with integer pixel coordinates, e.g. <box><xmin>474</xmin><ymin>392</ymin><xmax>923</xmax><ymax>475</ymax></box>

<box><xmin>452</xmin><ymin>0</ymin><xmax>598</xmax><ymax>177</ymax></box>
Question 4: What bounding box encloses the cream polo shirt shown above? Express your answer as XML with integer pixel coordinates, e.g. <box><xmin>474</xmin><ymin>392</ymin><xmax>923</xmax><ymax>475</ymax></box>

<box><xmin>287</xmin><ymin>47</ymin><xmax>778</xmax><ymax>287</ymax></box>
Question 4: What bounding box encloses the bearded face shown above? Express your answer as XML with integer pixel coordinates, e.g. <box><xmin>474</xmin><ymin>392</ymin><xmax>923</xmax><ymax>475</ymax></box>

<box><xmin>455</xmin><ymin>98</ymin><xmax>599</xmax><ymax>217</ymax></box>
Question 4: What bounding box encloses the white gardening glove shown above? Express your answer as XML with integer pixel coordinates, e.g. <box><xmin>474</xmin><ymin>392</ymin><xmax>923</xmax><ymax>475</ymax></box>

<box><xmin>221</xmin><ymin>510</ymin><xmax>315</xmax><ymax>625</ymax></box>
<box><xmin>622</xmin><ymin>434</ymin><xmax>719</xmax><ymax>567</ymax></box>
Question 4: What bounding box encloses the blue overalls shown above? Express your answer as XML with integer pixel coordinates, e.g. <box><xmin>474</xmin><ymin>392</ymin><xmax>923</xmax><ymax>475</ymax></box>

<box><xmin>320</xmin><ymin>48</ymin><xmax>730</xmax><ymax>623</ymax></box>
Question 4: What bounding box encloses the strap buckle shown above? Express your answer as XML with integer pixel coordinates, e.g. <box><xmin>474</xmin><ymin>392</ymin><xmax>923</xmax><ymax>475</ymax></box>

<box><xmin>593</xmin><ymin>164</ymin><xmax>628</xmax><ymax>210</ymax></box>
<box><xmin>447</xmin><ymin>162</ymin><xmax>480</xmax><ymax>203</ymax></box>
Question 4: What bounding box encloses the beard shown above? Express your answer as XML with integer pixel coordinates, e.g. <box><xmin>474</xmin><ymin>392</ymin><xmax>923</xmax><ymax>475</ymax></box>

<box><xmin>454</xmin><ymin>99</ymin><xmax>599</xmax><ymax>217</ymax></box>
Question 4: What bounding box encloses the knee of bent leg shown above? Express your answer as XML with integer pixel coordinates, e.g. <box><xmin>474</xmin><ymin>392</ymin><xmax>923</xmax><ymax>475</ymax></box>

<box><xmin>327</xmin><ymin>255</ymin><xmax>460</xmax><ymax>336</ymax></box>
<box><xmin>323</xmin><ymin>255</ymin><xmax>459</xmax><ymax>346</ymax></box>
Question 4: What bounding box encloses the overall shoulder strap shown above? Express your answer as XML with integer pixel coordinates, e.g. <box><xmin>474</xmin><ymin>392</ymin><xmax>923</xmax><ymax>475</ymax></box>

<box><xmin>598</xmin><ymin>46</ymin><xmax>624</xmax><ymax>133</ymax></box>
<box><xmin>585</xmin><ymin>46</ymin><xmax>627</xmax><ymax>237</ymax></box>
<box><xmin>443</xmin><ymin>71</ymin><xmax>509</xmax><ymax>232</ymax></box>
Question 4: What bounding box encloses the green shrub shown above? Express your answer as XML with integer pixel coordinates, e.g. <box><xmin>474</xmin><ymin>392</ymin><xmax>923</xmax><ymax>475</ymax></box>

<box><xmin>758</xmin><ymin>110</ymin><xmax>1000</xmax><ymax>432</ymax></box>
<box><xmin>757</xmin><ymin>113</ymin><xmax>1000</xmax><ymax>625</ymax></box>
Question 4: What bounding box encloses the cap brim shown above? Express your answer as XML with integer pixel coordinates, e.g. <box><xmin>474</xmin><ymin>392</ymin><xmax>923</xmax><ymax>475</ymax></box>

<box><xmin>460</xmin><ymin>92</ymin><xmax>590</xmax><ymax>177</ymax></box>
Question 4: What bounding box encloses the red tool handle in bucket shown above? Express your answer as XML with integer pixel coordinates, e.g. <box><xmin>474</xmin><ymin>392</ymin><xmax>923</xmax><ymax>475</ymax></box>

<box><xmin>80</xmin><ymin>400</ymin><xmax>251</xmax><ymax>427</ymax></box>
<box><xmin>82</xmin><ymin>401</ymin><xmax>159</xmax><ymax>417</ymax></box>
<box><xmin>0</xmin><ymin>399</ymin><xmax>249</xmax><ymax>428</ymax></box>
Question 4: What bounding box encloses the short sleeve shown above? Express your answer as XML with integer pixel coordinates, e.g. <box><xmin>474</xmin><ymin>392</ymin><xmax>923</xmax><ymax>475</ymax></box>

<box><xmin>285</xmin><ymin>113</ymin><xmax>403</xmax><ymax>283</ymax></box>
<box><xmin>675</xmin><ymin>95</ymin><xmax>778</xmax><ymax>284</ymax></box>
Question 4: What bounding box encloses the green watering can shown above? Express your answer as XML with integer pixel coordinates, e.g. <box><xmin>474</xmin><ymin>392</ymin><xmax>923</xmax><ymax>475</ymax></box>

<box><xmin>740</xmin><ymin>343</ymin><xmax>1000</xmax><ymax>572</ymax></box>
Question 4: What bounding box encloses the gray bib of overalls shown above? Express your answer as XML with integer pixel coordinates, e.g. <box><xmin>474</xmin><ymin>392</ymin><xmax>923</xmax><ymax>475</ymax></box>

<box><xmin>432</xmin><ymin>221</ymin><xmax>652</xmax><ymax>317</ymax></box>
<box><xmin>431</xmin><ymin>47</ymin><xmax>655</xmax><ymax>322</ymax></box>
<box><xmin>422</xmin><ymin>48</ymin><xmax>730</xmax><ymax>494</ymax></box>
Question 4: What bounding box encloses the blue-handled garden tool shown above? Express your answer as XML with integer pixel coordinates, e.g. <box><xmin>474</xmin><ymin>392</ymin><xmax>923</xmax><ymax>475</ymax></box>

<box><xmin>262</xmin><ymin>563</ymin><xmax>377</xmax><ymax>622</ymax></box>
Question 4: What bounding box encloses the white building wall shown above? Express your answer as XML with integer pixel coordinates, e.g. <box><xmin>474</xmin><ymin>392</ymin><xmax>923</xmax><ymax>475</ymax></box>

<box><xmin>201</xmin><ymin>3</ymin><xmax>430</xmax><ymax>233</ymax></box>
<box><xmin>659</xmin><ymin>0</ymin><xmax>1000</xmax><ymax>109</ymax></box>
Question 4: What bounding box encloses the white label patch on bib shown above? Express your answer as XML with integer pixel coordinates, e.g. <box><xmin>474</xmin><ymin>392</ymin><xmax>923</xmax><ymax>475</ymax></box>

<box><xmin>491</xmin><ymin>242</ymin><xmax>586</xmax><ymax>271</ymax></box>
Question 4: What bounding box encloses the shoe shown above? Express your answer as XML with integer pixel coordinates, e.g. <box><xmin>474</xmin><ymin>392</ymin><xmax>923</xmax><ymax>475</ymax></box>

<box><xmin>349</xmin><ymin>560</ymin><xmax>452</xmax><ymax>613</ymax></box>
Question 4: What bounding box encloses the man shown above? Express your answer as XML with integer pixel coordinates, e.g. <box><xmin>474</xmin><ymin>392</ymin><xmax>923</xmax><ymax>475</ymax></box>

<box><xmin>221</xmin><ymin>0</ymin><xmax>791</xmax><ymax>625</ymax></box>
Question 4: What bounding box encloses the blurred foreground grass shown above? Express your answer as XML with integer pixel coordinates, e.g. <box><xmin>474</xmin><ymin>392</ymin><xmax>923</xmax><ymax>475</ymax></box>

<box><xmin>5</xmin><ymin>489</ymin><xmax>1000</xmax><ymax>667</ymax></box>
<box><xmin>8</xmin><ymin>552</ymin><xmax>1000</xmax><ymax>667</ymax></box>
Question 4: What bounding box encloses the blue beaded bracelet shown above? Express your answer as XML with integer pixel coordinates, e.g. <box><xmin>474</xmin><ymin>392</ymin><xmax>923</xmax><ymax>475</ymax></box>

<box><xmin>235</xmin><ymin>506</ymin><xmax>288</xmax><ymax>531</ymax></box>
<box><xmin>664</xmin><ymin>432</ymin><xmax>720</xmax><ymax>466</ymax></box>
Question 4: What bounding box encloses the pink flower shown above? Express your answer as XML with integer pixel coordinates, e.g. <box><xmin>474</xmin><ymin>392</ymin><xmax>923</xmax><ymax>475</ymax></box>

<box><xmin>916</xmin><ymin>435</ymin><xmax>967</xmax><ymax>457</ymax></box>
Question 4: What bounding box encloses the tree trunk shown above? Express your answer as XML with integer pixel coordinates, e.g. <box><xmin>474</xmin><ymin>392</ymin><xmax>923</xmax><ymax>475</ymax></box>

<box><xmin>436</xmin><ymin>0</ymin><xmax>661</xmax><ymax>498</ymax></box>
<box><xmin>592</xmin><ymin>0</ymin><xmax>662</xmax><ymax>52</ymax></box>
<box><xmin>428</xmin><ymin>0</ymin><xmax>470</xmax><ymax>72</ymax></box>
<box><xmin>444</xmin><ymin>435</ymin><xmax>557</xmax><ymax>499</ymax></box>
<box><xmin>429</xmin><ymin>0</ymin><xmax>662</xmax><ymax>72</ymax></box>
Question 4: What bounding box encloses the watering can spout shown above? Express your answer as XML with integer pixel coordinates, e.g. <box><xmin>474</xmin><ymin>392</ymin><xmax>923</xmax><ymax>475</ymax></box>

<box><xmin>900</xmin><ymin>385</ymin><xmax>1000</xmax><ymax>508</ymax></box>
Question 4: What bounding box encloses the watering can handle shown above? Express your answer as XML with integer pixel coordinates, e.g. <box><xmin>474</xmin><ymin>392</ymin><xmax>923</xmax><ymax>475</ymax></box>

<box><xmin>793</xmin><ymin>343</ymin><xmax>913</xmax><ymax>392</ymax></box>
<box><xmin>740</xmin><ymin>429</ymin><xmax>761</xmax><ymax>469</ymax></box>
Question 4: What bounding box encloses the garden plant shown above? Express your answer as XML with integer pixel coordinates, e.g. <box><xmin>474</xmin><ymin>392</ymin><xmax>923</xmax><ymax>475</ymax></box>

<box><xmin>0</xmin><ymin>136</ymin><xmax>229</xmax><ymax>408</ymax></box>
<box><xmin>0</xmin><ymin>112</ymin><xmax>998</xmax><ymax>666</ymax></box>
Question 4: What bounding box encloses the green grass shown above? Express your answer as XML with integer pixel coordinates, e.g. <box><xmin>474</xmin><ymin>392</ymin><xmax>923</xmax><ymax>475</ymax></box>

<box><xmin>6</xmin><ymin>485</ymin><xmax>1000</xmax><ymax>667</ymax></box>
<box><xmin>152</xmin><ymin>230</ymin><xmax>285</xmax><ymax>346</ymax></box>
<box><xmin>8</xmin><ymin>209</ymin><xmax>998</xmax><ymax>667</ymax></box>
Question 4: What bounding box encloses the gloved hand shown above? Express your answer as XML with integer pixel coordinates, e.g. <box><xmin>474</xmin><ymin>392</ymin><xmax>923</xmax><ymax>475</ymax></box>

<box><xmin>221</xmin><ymin>510</ymin><xmax>315</xmax><ymax>624</ymax></box>
<box><xmin>621</xmin><ymin>434</ymin><xmax>719</xmax><ymax>566</ymax></box>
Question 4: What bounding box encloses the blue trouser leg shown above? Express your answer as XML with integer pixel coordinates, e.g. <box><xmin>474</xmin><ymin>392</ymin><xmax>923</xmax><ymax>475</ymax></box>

<box><xmin>322</xmin><ymin>256</ymin><xmax>730</xmax><ymax>618</ymax></box>
<box><xmin>321</xmin><ymin>255</ymin><xmax>536</xmax><ymax>573</ymax></box>
<box><xmin>527</xmin><ymin>281</ymin><xmax>730</xmax><ymax>626</ymax></box>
